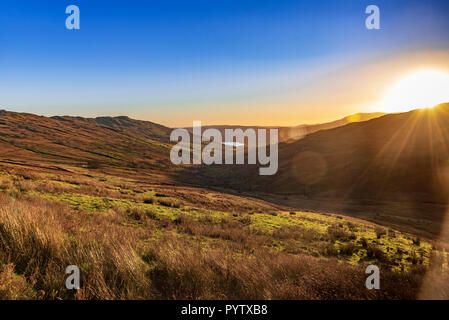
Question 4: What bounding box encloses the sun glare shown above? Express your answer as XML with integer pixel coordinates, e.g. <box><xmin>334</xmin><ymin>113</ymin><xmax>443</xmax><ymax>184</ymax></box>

<box><xmin>381</xmin><ymin>70</ymin><xmax>449</xmax><ymax>113</ymax></box>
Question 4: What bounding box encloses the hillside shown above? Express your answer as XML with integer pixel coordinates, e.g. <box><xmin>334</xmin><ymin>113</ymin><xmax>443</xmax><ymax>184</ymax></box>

<box><xmin>0</xmin><ymin>108</ymin><xmax>448</xmax><ymax>299</ymax></box>
<box><xmin>266</xmin><ymin>104</ymin><xmax>449</xmax><ymax>202</ymax></box>
<box><xmin>0</xmin><ymin>155</ymin><xmax>448</xmax><ymax>299</ymax></box>
<box><xmin>182</xmin><ymin>104</ymin><xmax>449</xmax><ymax>239</ymax></box>
<box><xmin>0</xmin><ymin>110</ymin><xmax>174</xmax><ymax>179</ymax></box>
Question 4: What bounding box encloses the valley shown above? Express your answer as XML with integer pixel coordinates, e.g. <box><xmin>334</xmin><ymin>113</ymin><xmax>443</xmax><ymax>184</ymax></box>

<box><xmin>0</xmin><ymin>108</ymin><xmax>448</xmax><ymax>299</ymax></box>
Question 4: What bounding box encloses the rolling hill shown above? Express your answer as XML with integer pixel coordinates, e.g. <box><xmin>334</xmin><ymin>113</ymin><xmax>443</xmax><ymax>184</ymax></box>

<box><xmin>0</xmin><ymin>110</ymin><xmax>173</xmax><ymax>174</ymax></box>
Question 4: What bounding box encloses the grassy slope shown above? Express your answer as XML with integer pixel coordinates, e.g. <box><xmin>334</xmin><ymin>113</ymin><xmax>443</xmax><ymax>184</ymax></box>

<box><xmin>0</xmin><ymin>110</ymin><xmax>173</xmax><ymax>171</ymax></box>
<box><xmin>0</xmin><ymin>162</ymin><xmax>448</xmax><ymax>299</ymax></box>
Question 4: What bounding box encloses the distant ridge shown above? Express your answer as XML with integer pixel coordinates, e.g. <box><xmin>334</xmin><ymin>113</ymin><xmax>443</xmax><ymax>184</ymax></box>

<box><xmin>184</xmin><ymin>112</ymin><xmax>386</xmax><ymax>143</ymax></box>
<box><xmin>51</xmin><ymin>115</ymin><xmax>171</xmax><ymax>141</ymax></box>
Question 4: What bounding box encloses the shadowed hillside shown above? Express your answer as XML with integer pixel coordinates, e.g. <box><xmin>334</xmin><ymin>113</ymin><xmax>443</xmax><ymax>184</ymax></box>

<box><xmin>182</xmin><ymin>103</ymin><xmax>449</xmax><ymax>239</ymax></box>
<box><xmin>266</xmin><ymin>103</ymin><xmax>449</xmax><ymax>202</ymax></box>
<box><xmin>193</xmin><ymin>104</ymin><xmax>449</xmax><ymax>201</ymax></box>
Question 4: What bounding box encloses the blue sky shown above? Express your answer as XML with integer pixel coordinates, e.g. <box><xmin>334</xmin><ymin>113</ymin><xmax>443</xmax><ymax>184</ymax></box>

<box><xmin>1</xmin><ymin>0</ymin><xmax>449</xmax><ymax>126</ymax></box>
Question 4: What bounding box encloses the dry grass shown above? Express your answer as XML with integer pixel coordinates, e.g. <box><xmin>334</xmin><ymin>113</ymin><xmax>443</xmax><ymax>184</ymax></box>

<box><xmin>1</xmin><ymin>163</ymin><xmax>449</xmax><ymax>300</ymax></box>
<box><xmin>0</xmin><ymin>195</ymin><xmax>150</xmax><ymax>299</ymax></box>
<box><xmin>0</xmin><ymin>193</ymin><xmax>448</xmax><ymax>300</ymax></box>
<box><xmin>0</xmin><ymin>263</ymin><xmax>36</xmax><ymax>299</ymax></box>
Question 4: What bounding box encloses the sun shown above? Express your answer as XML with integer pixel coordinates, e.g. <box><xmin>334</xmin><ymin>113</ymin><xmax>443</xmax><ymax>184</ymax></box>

<box><xmin>381</xmin><ymin>70</ymin><xmax>449</xmax><ymax>113</ymax></box>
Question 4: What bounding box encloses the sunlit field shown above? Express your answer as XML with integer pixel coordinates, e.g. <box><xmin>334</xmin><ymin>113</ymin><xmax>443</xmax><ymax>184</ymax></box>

<box><xmin>1</xmin><ymin>162</ymin><xmax>448</xmax><ymax>299</ymax></box>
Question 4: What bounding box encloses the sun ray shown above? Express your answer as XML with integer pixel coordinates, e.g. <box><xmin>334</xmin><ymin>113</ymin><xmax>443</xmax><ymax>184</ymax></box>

<box><xmin>381</xmin><ymin>70</ymin><xmax>449</xmax><ymax>113</ymax></box>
